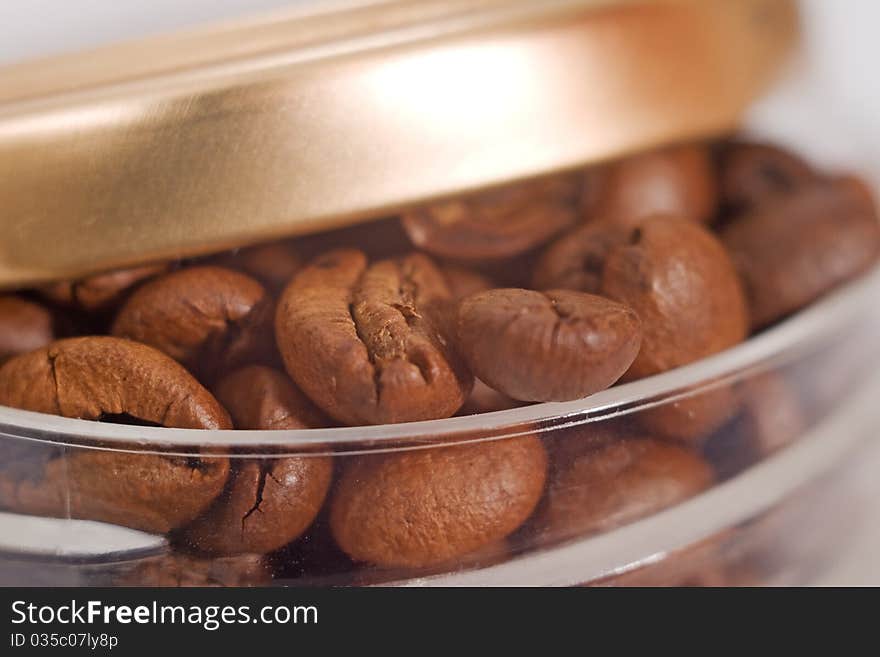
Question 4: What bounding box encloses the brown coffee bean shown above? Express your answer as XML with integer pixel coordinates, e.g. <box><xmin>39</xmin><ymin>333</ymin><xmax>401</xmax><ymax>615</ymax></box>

<box><xmin>329</xmin><ymin>436</ymin><xmax>547</xmax><ymax>568</ymax></box>
<box><xmin>587</xmin><ymin>144</ymin><xmax>717</xmax><ymax>227</ymax></box>
<box><xmin>639</xmin><ymin>385</ymin><xmax>741</xmax><ymax>446</ymax></box>
<box><xmin>439</xmin><ymin>264</ymin><xmax>494</xmax><ymax>300</ymax></box>
<box><xmin>0</xmin><ymin>296</ymin><xmax>54</xmax><ymax>363</ymax></box>
<box><xmin>401</xmin><ymin>173</ymin><xmax>581</xmax><ymax>260</ymax></box>
<box><xmin>0</xmin><ymin>450</ymin><xmax>230</xmax><ymax>534</ymax></box>
<box><xmin>720</xmin><ymin>141</ymin><xmax>818</xmax><ymax>212</ymax></box>
<box><xmin>38</xmin><ymin>263</ymin><xmax>169</xmax><ymax>312</ymax></box>
<box><xmin>213</xmin><ymin>365</ymin><xmax>329</xmax><ymax>431</ymax></box>
<box><xmin>181</xmin><ymin>457</ymin><xmax>331</xmax><ymax>556</ymax></box>
<box><xmin>457</xmin><ymin>288</ymin><xmax>641</xmax><ymax>402</ymax></box>
<box><xmin>276</xmin><ymin>249</ymin><xmax>472</xmax><ymax>425</ymax></box>
<box><xmin>602</xmin><ymin>216</ymin><xmax>748</xmax><ymax>441</ymax></box>
<box><xmin>115</xmin><ymin>553</ymin><xmax>272</xmax><ymax>587</ymax></box>
<box><xmin>181</xmin><ymin>366</ymin><xmax>333</xmax><ymax>556</ymax></box>
<box><xmin>206</xmin><ymin>242</ymin><xmax>303</xmax><ymax>292</ymax></box>
<box><xmin>531</xmin><ymin>221</ymin><xmax>629</xmax><ymax>293</ymax></box>
<box><xmin>722</xmin><ymin>178</ymin><xmax>880</xmax><ymax>329</ymax></box>
<box><xmin>534</xmin><ymin>436</ymin><xmax>713</xmax><ymax>541</ymax></box>
<box><xmin>429</xmin><ymin>264</ymin><xmax>496</xmax><ymax>345</ymax></box>
<box><xmin>0</xmin><ymin>336</ymin><xmax>231</xmax><ymax>532</ymax></box>
<box><xmin>0</xmin><ymin>336</ymin><xmax>231</xmax><ymax>427</ymax></box>
<box><xmin>457</xmin><ymin>378</ymin><xmax>523</xmax><ymax>416</ymax></box>
<box><xmin>704</xmin><ymin>371</ymin><xmax>804</xmax><ymax>480</ymax></box>
<box><xmin>112</xmin><ymin>266</ymin><xmax>275</xmax><ymax>379</ymax></box>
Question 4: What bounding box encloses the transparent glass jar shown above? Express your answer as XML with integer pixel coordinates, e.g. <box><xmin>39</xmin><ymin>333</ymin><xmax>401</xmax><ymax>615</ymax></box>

<box><xmin>0</xmin><ymin>0</ymin><xmax>878</xmax><ymax>587</ymax></box>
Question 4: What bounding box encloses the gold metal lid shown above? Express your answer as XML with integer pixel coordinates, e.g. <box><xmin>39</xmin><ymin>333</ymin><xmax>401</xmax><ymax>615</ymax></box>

<box><xmin>0</xmin><ymin>0</ymin><xmax>798</xmax><ymax>288</ymax></box>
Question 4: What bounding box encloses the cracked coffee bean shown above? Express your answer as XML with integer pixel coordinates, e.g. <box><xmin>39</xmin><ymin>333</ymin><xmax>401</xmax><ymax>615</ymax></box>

<box><xmin>722</xmin><ymin>177</ymin><xmax>880</xmax><ymax>329</ymax></box>
<box><xmin>180</xmin><ymin>366</ymin><xmax>333</xmax><ymax>556</ymax></box>
<box><xmin>531</xmin><ymin>221</ymin><xmax>630</xmax><ymax>293</ymax></box>
<box><xmin>275</xmin><ymin>249</ymin><xmax>472</xmax><ymax>425</ymax></box>
<box><xmin>112</xmin><ymin>265</ymin><xmax>275</xmax><ymax>380</ymax></box>
<box><xmin>457</xmin><ymin>288</ymin><xmax>641</xmax><ymax>402</ymax></box>
<box><xmin>602</xmin><ymin>215</ymin><xmax>749</xmax><ymax>442</ymax></box>
<box><xmin>329</xmin><ymin>436</ymin><xmax>547</xmax><ymax>568</ymax></box>
<box><xmin>585</xmin><ymin>144</ymin><xmax>717</xmax><ymax>227</ymax></box>
<box><xmin>0</xmin><ymin>296</ymin><xmax>54</xmax><ymax>363</ymax></box>
<box><xmin>38</xmin><ymin>263</ymin><xmax>169</xmax><ymax>313</ymax></box>
<box><xmin>401</xmin><ymin>173</ymin><xmax>581</xmax><ymax>260</ymax></box>
<box><xmin>720</xmin><ymin>141</ymin><xmax>818</xmax><ymax>213</ymax></box>
<box><xmin>0</xmin><ymin>336</ymin><xmax>231</xmax><ymax>532</ymax></box>
<box><xmin>534</xmin><ymin>434</ymin><xmax>713</xmax><ymax>541</ymax></box>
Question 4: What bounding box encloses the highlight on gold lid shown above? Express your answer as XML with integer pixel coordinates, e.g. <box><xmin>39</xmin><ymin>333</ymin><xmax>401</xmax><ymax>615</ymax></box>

<box><xmin>0</xmin><ymin>0</ymin><xmax>798</xmax><ymax>288</ymax></box>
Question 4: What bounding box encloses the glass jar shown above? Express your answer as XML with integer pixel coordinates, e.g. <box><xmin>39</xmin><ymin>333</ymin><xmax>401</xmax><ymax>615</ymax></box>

<box><xmin>1</xmin><ymin>0</ymin><xmax>878</xmax><ymax>586</ymax></box>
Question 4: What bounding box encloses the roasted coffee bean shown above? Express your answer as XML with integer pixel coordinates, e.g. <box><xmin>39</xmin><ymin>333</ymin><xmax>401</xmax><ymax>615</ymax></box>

<box><xmin>439</xmin><ymin>264</ymin><xmax>494</xmax><ymax>300</ymax></box>
<box><xmin>534</xmin><ymin>435</ymin><xmax>713</xmax><ymax>541</ymax></box>
<box><xmin>429</xmin><ymin>264</ymin><xmax>495</xmax><ymax>344</ymax></box>
<box><xmin>0</xmin><ymin>450</ymin><xmax>230</xmax><ymax>534</ymax></box>
<box><xmin>206</xmin><ymin>242</ymin><xmax>303</xmax><ymax>292</ymax></box>
<box><xmin>602</xmin><ymin>216</ymin><xmax>748</xmax><ymax>441</ymax></box>
<box><xmin>115</xmin><ymin>553</ymin><xmax>272</xmax><ymax>587</ymax></box>
<box><xmin>0</xmin><ymin>296</ymin><xmax>54</xmax><ymax>363</ymax></box>
<box><xmin>531</xmin><ymin>221</ymin><xmax>629</xmax><ymax>293</ymax></box>
<box><xmin>586</xmin><ymin>144</ymin><xmax>717</xmax><ymax>227</ymax></box>
<box><xmin>38</xmin><ymin>263</ymin><xmax>169</xmax><ymax>312</ymax></box>
<box><xmin>401</xmin><ymin>173</ymin><xmax>581</xmax><ymax>260</ymax></box>
<box><xmin>0</xmin><ymin>336</ymin><xmax>231</xmax><ymax>427</ymax></box>
<box><xmin>276</xmin><ymin>249</ymin><xmax>472</xmax><ymax>425</ymax></box>
<box><xmin>180</xmin><ymin>366</ymin><xmax>332</xmax><ymax>556</ymax></box>
<box><xmin>329</xmin><ymin>436</ymin><xmax>547</xmax><ymax>568</ymax></box>
<box><xmin>542</xmin><ymin>417</ymin><xmax>634</xmax><ymax>466</ymax></box>
<box><xmin>457</xmin><ymin>288</ymin><xmax>641</xmax><ymax>402</ymax></box>
<box><xmin>457</xmin><ymin>378</ymin><xmax>523</xmax><ymax>416</ymax></box>
<box><xmin>213</xmin><ymin>365</ymin><xmax>329</xmax><ymax>431</ymax></box>
<box><xmin>182</xmin><ymin>458</ymin><xmax>331</xmax><ymax>556</ymax></box>
<box><xmin>637</xmin><ymin>384</ymin><xmax>741</xmax><ymax>446</ymax></box>
<box><xmin>704</xmin><ymin>371</ymin><xmax>804</xmax><ymax>480</ymax></box>
<box><xmin>112</xmin><ymin>266</ymin><xmax>275</xmax><ymax>379</ymax></box>
<box><xmin>0</xmin><ymin>336</ymin><xmax>231</xmax><ymax>532</ymax></box>
<box><xmin>722</xmin><ymin>178</ymin><xmax>880</xmax><ymax>329</ymax></box>
<box><xmin>720</xmin><ymin>141</ymin><xmax>818</xmax><ymax>212</ymax></box>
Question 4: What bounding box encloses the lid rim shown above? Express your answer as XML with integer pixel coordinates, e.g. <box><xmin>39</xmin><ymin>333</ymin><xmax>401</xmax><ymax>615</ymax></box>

<box><xmin>0</xmin><ymin>0</ymin><xmax>798</xmax><ymax>287</ymax></box>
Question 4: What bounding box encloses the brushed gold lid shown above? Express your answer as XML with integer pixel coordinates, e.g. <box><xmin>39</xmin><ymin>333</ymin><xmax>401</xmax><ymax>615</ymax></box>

<box><xmin>0</xmin><ymin>0</ymin><xmax>798</xmax><ymax>288</ymax></box>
